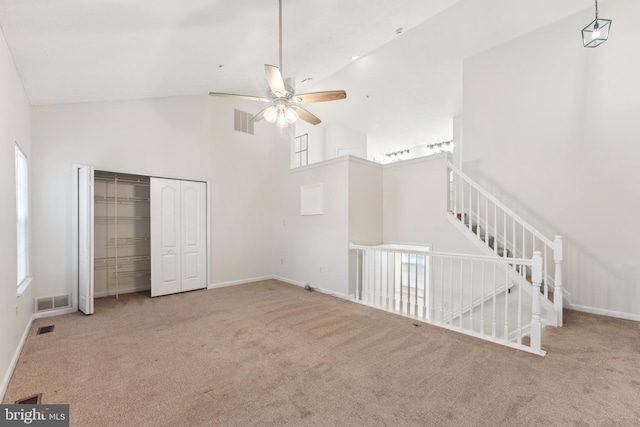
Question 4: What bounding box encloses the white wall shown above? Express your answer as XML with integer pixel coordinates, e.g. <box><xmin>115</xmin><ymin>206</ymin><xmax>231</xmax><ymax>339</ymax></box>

<box><xmin>463</xmin><ymin>0</ymin><xmax>640</xmax><ymax>320</ymax></box>
<box><xmin>31</xmin><ymin>96</ymin><xmax>283</xmax><ymax>300</ymax></box>
<box><xmin>325</xmin><ymin>125</ymin><xmax>367</xmax><ymax>160</ymax></box>
<box><xmin>348</xmin><ymin>159</ymin><xmax>383</xmax><ymax>294</ymax></box>
<box><xmin>0</xmin><ymin>28</ymin><xmax>33</xmax><ymax>399</ymax></box>
<box><xmin>272</xmin><ymin>157</ymin><xmax>350</xmax><ymax>297</ymax></box>
<box><xmin>348</xmin><ymin>159</ymin><xmax>383</xmax><ymax>247</ymax></box>
<box><xmin>383</xmin><ymin>154</ymin><xmax>482</xmax><ymax>256</ymax></box>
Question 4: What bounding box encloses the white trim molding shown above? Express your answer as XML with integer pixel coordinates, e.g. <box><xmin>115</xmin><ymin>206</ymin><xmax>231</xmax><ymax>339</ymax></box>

<box><xmin>1</xmin><ymin>315</ymin><xmax>33</xmax><ymax>401</ymax></box>
<box><xmin>564</xmin><ymin>303</ymin><xmax>640</xmax><ymax>323</ymax></box>
<box><xmin>209</xmin><ymin>276</ymin><xmax>273</xmax><ymax>289</ymax></box>
<box><xmin>273</xmin><ymin>275</ymin><xmax>353</xmax><ymax>301</ymax></box>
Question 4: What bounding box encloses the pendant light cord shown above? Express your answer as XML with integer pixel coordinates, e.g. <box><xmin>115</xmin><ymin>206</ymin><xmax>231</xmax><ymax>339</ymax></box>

<box><xmin>595</xmin><ymin>0</ymin><xmax>599</xmax><ymax>19</ymax></box>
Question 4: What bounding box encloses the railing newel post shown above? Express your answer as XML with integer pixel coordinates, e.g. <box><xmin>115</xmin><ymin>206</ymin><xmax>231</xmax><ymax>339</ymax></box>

<box><xmin>530</xmin><ymin>251</ymin><xmax>543</xmax><ymax>354</ymax></box>
<box><xmin>553</xmin><ymin>236</ymin><xmax>564</xmax><ymax>327</ymax></box>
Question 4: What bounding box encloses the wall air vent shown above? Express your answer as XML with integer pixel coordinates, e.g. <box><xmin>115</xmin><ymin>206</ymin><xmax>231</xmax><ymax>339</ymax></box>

<box><xmin>35</xmin><ymin>295</ymin><xmax>70</xmax><ymax>312</ymax></box>
<box><xmin>234</xmin><ymin>109</ymin><xmax>255</xmax><ymax>135</ymax></box>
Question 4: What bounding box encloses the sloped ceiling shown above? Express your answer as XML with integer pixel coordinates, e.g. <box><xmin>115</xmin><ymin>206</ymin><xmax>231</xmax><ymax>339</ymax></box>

<box><xmin>0</xmin><ymin>0</ymin><xmax>603</xmax><ymax>152</ymax></box>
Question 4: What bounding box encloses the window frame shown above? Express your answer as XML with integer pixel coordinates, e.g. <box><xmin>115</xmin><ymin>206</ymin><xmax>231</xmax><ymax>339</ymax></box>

<box><xmin>15</xmin><ymin>143</ymin><xmax>30</xmax><ymax>291</ymax></box>
<box><xmin>294</xmin><ymin>133</ymin><xmax>309</xmax><ymax>168</ymax></box>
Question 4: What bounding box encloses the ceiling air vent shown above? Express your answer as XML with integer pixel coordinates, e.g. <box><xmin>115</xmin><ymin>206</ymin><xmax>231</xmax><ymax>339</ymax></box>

<box><xmin>234</xmin><ymin>109</ymin><xmax>254</xmax><ymax>135</ymax></box>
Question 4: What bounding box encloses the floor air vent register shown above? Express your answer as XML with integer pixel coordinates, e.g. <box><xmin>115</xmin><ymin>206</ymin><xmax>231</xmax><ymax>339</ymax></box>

<box><xmin>15</xmin><ymin>393</ymin><xmax>42</xmax><ymax>404</ymax></box>
<box><xmin>36</xmin><ymin>325</ymin><xmax>55</xmax><ymax>335</ymax></box>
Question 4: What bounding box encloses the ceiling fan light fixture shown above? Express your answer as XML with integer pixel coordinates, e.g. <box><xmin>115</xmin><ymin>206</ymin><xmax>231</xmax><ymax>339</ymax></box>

<box><xmin>264</xmin><ymin>105</ymin><xmax>278</xmax><ymax>123</ymax></box>
<box><xmin>284</xmin><ymin>106</ymin><xmax>298</xmax><ymax>124</ymax></box>
<box><xmin>582</xmin><ymin>0</ymin><xmax>611</xmax><ymax>48</ymax></box>
<box><xmin>275</xmin><ymin>107</ymin><xmax>297</xmax><ymax>128</ymax></box>
<box><xmin>208</xmin><ymin>0</ymin><xmax>346</xmax><ymax>128</ymax></box>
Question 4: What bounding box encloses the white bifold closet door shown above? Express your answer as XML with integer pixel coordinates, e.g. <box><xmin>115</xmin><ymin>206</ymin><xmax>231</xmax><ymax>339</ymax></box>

<box><xmin>150</xmin><ymin>178</ymin><xmax>207</xmax><ymax>297</ymax></box>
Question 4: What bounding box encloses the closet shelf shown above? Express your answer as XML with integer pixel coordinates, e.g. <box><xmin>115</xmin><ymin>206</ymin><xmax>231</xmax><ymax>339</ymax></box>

<box><xmin>105</xmin><ymin>237</ymin><xmax>150</xmax><ymax>247</ymax></box>
<box><xmin>95</xmin><ymin>196</ymin><xmax>150</xmax><ymax>204</ymax></box>
<box><xmin>112</xmin><ymin>270</ymin><xmax>151</xmax><ymax>278</ymax></box>
<box><xmin>95</xmin><ymin>255</ymin><xmax>150</xmax><ymax>270</ymax></box>
<box><xmin>94</xmin><ymin>176</ymin><xmax>150</xmax><ymax>187</ymax></box>
<box><xmin>95</xmin><ymin>216</ymin><xmax>150</xmax><ymax>223</ymax></box>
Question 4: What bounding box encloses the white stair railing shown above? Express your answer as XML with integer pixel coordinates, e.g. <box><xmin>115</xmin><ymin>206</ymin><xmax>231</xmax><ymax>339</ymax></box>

<box><xmin>350</xmin><ymin>243</ymin><xmax>546</xmax><ymax>355</ymax></box>
<box><xmin>447</xmin><ymin>162</ymin><xmax>563</xmax><ymax>327</ymax></box>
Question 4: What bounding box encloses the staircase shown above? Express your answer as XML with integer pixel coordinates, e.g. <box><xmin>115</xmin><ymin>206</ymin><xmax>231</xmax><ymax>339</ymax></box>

<box><xmin>447</xmin><ymin>161</ymin><xmax>564</xmax><ymax>327</ymax></box>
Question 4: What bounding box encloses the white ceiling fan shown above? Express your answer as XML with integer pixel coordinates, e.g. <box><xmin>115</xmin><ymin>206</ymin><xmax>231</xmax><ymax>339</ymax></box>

<box><xmin>209</xmin><ymin>0</ymin><xmax>347</xmax><ymax>128</ymax></box>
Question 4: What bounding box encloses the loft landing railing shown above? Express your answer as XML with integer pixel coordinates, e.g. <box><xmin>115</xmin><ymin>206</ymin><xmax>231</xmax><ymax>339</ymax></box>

<box><xmin>447</xmin><ymin>162</ymin><xmax>563</xmax><ymax>327</ymax></box>
<box><xmin>350</xmin><ymin>243</ymin><xmax>547</xmax><ymax>356</ymax></box>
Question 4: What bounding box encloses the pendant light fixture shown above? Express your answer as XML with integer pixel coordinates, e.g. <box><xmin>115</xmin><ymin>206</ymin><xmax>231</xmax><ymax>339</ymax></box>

<box><xmin>582</xmin><ymin>0</ymin><xmax>612</xmax><ymax>48</ymax></box>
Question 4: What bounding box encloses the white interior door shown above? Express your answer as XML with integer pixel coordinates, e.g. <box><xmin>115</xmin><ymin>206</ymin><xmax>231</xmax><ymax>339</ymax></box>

<box><xmin>181</xmin><ymin>181</ymin><xmax>207</xmax><ymax>292</ymax></box>
<box><xmin>78</xmin><ymin>166</ymin><xmax>94</xmax><ymax>314</ymax></box>
<box><xmin>151</xmin><ymin>178</ymin><xmax>182</xmax><ymax>297</ymax></box>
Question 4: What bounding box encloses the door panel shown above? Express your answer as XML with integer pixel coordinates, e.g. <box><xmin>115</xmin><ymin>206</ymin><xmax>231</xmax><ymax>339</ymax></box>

<box><xmin>184</xmin><ymin>252</ymin><xmax>198</xmax><ymax>279</ymax></box>
<box><xmin>181</xmin><ymin>181</ymin><xmax>207</xmax><ymax>291</ymax></box>
<box><xmin>78</xmin><ymin>166</ymin><xmax>94</xmax><ymax>314</ymax></box>
<box><xmin>161</xmin><ymin>254</ymin><xmax>179</xmax><ymax>281</ymax></box>
<box><xmin>151</xmin><ymin>178</ymin><xmax>182</xmax><ymax>297</ymax></box>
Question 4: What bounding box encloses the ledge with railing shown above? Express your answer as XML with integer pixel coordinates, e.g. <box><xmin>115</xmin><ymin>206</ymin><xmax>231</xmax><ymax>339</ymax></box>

<box><xmin>447</xmin><ymin>161</ymin><xmax>563</xmax><ymax>327</ymax></box>
<box><xmin>350</xmin><ymin>243</ymin><xmax>547</xmax><ymax>356</ymax></box>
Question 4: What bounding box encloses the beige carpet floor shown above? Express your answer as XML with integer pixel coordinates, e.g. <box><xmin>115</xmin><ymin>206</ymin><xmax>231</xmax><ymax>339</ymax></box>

<box><xmin>3</xmin><ymin>279</ymin><xmax>640</xmax><ymax>426</ymax></box>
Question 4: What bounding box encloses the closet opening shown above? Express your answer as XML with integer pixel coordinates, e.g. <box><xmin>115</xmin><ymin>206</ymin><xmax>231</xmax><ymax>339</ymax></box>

<box><xmin>94</xmin><ymin>171</ymin><xmax>151</xmax><ymax>299</ymax></box>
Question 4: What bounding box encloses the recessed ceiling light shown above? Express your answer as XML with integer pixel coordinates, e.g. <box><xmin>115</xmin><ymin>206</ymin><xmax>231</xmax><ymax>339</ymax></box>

<box><xmin>351</xmin><ymin>55</ymin><xmax>359</xmax><ymax>61</ymax></box>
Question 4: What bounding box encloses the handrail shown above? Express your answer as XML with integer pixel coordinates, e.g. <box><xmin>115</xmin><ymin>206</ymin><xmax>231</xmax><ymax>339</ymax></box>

<box><xmin>349</xmin><ymin>243</ymin><xmax>531</xmax><ymax>265</ymax></box>
<box><xmin>447</xmin><ymin>161</ymin><xmax>563</xmax><ymax>327</ymax></box>
<box><xmin>447</xmin><ymin>161</ymin><xmax>553</xmax><ymax>247</ymax></box>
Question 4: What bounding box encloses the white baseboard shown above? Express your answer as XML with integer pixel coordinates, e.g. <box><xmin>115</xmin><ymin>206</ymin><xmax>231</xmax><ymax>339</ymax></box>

<box><xmin>1</xmin><ymin>314</ymin><xmax>33</xmax><ymax>402</ymax></box>
<box><xmin>32</xmin><ymin>306</ymin><xmax>77</xmax><ymax>319</ymax></box>
<box><xmin>209</xmin><ymin>275</ymin><xmax>273</xmax><ymax>290</ymax></box>
<box><xmin>564</xmin><ymin>303</ymin><xmax>640</xmax><ymax>322</ymax></box>
<box><xmin>273</xmin><ymin>275</ymin><xmax>354</xmax><ymax>301</ymax></box>
<box><xmin>272</xmin><ymin>275</ymin><xmax>306</xmax><ymax>287</ymax></box>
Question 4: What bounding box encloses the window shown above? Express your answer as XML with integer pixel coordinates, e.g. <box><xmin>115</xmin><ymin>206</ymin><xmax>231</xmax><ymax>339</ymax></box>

<box><xmin>15</xmin><ymin>144</ymin><xmax>29</xmax><ymax>286</ymax></box>
<box><xmin>294</xmin><ymin>134</ymin><xmax>308</xmax><ymax>167</ymax></box>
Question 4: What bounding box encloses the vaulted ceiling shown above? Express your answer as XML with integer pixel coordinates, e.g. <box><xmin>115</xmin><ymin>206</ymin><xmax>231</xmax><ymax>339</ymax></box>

<box><xmin>0</xmin><ymin>0</ymin><xmax>601</xmax><ymax>153</ymax></box>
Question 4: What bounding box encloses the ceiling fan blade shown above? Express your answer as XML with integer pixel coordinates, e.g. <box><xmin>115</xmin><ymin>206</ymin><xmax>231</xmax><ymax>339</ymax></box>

<box><xmin>209</xmin><ymin>92</ymin><xmax>270</xmax><ymax>103</ymax></box>
<box><xmin>265</xmin><ymin>64</ymin><xmax>286</xmax><ymax>97</ymax></box>
<box><xmin>251</xmin><ymin>107</ymin><xmax>271</xmax><ymax>123</ymax></box>
<box><xmin>293</xmin><ymin>106</ymin><xmax>321</xmax><ymax>125</ymax></box>
<box><xmin>293</xmin><ymin>90</ymin><xmax>347</xmax><ymax>104</ymax></box>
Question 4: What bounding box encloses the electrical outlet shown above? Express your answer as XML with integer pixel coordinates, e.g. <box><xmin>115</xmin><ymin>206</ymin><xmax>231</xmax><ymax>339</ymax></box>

<box><xmin>319</xmin><ymin>266</ymin><xmax>323</xmax><ymax>273</ymax></box>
